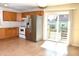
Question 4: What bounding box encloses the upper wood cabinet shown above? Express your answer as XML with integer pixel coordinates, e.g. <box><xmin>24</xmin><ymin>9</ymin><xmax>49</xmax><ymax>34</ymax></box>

<box><xmin>22</xmin><ymin>12</ymin><xmax>31</xmax><ymax>18</ymax></box>
<box><xmin>16</xmin><ymin>13</ymin><xmax>23</xmax><ymax>21</ymax></box>
<box><xmin>22</xmin><ymin>11</ymin><xmax>44</xmax><ymax>18</ymax></box>
<box><xmin>3</xmin><ymin>11</ymin><xmax>44</xmax><ymax>21</ymax></box>
<box><xmin>3</xmin><ymin>11</ymin><xmax>17</xmax><ymax>21</ymax></box>
<box><xmin>33</xmin><ymin>11</ymin><xmax>44</xmax><ymax>16</ymax></box>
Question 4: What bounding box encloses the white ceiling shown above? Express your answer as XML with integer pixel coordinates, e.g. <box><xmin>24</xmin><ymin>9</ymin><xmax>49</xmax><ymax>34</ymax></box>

<box><xmin>0</xmin><ymin>3</ymin><xmax>38</xmax><ymax>11</ymax></box>
<box><xmin>0</xmin><ymin>0</ymin><xmax>78</xmax><ymax>12</ymax></box>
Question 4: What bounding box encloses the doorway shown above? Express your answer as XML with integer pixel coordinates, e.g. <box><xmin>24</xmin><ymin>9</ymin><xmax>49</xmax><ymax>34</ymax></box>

<box><xmin>47</xmin><ymin>12</ymin><xmax>70</xmax><ymax>44</ymax></box>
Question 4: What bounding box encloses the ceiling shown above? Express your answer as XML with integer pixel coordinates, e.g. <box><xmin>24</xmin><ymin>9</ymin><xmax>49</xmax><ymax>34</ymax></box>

<box><xmin>0</xmin><ymin>3</ymin><xmax>38</xmax><ymax>11</ymax></box>
<box><xmin>0</xmin><ymin>0</ymin><xmax>78</xmax><ymax>12</ymax></box>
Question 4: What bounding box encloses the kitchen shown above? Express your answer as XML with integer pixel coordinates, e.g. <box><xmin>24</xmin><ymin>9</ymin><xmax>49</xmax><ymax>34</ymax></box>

<box><xmin>0</xmin><ymin>6</ymin><xmax>43</xmax><ymax>42</ymax></box>
<box><xmin>0</xmin><ymin>3</ymin><xmax>79</xmax><ymax>56</ymax></box>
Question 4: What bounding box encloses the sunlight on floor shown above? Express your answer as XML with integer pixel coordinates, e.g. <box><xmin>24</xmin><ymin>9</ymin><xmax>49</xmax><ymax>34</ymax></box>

<box><xmin>41</xmin><ymin>41</ymin><xmax>68</xmax><ymax>56</ymax></box>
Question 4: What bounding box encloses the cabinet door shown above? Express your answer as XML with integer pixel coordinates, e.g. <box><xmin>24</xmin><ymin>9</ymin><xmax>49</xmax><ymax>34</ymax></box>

<box><xmin>3</xmin><ymin>11</ymin><xmax>10</xmax><ymax>21</ymax></box>
<box><xmin>22</xmin><ymin>13</ymin><xmax>26</xmax><ymax>18</ymax></box>
<box><xmin>11</xmin><ymin>12</ymin><xmax>17</xmax><ymax>21</ymax></box>
<box><xmin>17</xmin><ymin>13</ymin><xmax>22</xmax><ymax>21</ymax></box>
<box><xmin>22</xmin><ymin>12</ymin><xmax>31</xmax><ymax>18</ymax></box>
<box><xmin>12</xmin><ymin>28</ymin><xmax>19</xmax><ymax>37</ymax></box>
<box><xmin>4</xmin><ymin>28</ymin><xmax>18</xmax><ymax>38</ymax></box>
<box><xmin>0</xmin><ymin>29</ymin><xmax>5</xmax><ymax>39</ymax></box>
<box><xmin>0</xmin><ymin>28</ymin><xmax>19</xmax><ymax>39</ymax></box>
<box><xmin>5</xmin><ymin>28</ymin><xmax>11</xmax><ymax>38</ymax></box>
<box><xmin>34</xmin><ymin>11</ymin><xmax>44</xmax><ymax>16</ymax></box>
<box><xmin>3</xmin><ymin>11</ymin><xmax>17</xmax><ymax>21</ymax></box>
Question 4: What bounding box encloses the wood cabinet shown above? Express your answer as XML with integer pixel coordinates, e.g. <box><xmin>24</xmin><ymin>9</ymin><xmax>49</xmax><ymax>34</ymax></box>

<box><xmin>33</xmin><ymin>11</ymin><xmax>44</xmax><ymax>16</ymax></box>
<box><xmin>3</xmin><ymin>11</ymin><xmax>17</xmax><ymax>21</ymax></box>
<box><xmin>3</xmin><ymin>11</ymin><xmax>44</xmax><ymax>21</ymax></box>
<box><xmin>22</xmin><ymin>12</ymin><xmax>31</xmax><ymax>18</ymax></box>
<box><xmin>22</xmin><ymin>11</ymin><xmax>44</xmax><ymax>18</ymax></box>
<box><xmin>16</xmin><ymin>13</ymin><xmax>23</xmax><ymax>21</ymax></box>
<box><xmin>5</xmin><ymin>28</ymin><xmax>18</xmax><ymax>38</ymax></box>
<box><xmin>22</xmin><ymin>13</ymin><xmax>26</xmax><ymax>18</ymax></box>
<box><xmin>0</xmin><ymin>28</ymin><xmax>19</xmax><ymax>39</ymax></box>
<box><xmin>0</xmin><ymin>29</ymin><xmax>5</xmax><ymax>39</ymax></box>
<box><xmin>5</xmin><ymin>28</ymin><xmax>12</xmax><ymax>38</ymax></box>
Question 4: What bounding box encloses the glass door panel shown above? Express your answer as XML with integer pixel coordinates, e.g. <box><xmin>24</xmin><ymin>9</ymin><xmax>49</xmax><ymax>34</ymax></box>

<box><xmin>59</xmin><ymin>14</ymin><xmax>68</xmax><ymax>32</ymax></box>
<box><xmin>47</xmin><ymin>15</ymin><xmax>57</xmax><ymax>39</ymax></box>
<box><xmin>59</xmin><ymin>14</ymin><xmax>69</xmax><ymax>41</ymax></box>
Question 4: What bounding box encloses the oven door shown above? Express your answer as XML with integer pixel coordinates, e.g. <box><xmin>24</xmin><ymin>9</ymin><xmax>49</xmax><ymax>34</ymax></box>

<box><xmin>19</xmin><ymin>27</ymin><xmax>25</xmax><ymax>35</ymax></box>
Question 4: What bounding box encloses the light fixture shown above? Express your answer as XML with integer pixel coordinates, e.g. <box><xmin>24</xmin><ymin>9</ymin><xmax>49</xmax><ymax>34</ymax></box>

<box><xmin>4</xmin><ymin>3</ymin><xmax>8</xmax><ymax>7</ymax></box>
<box><xmin>36</xmin><ymin>0</ymin><xmax>48</xmax><ymax>9</ymax></box>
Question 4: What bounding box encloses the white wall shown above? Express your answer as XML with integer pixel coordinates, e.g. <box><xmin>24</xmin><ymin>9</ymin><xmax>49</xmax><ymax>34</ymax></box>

<box><xmin>0</xmin><ymin>21</ymin><xmax>21</xmax><ymax>28</ymax></box>
<box><xmin>43</xmin><ymin>10</ymin><xmax>48</xmax><ymax>40</ymax></box>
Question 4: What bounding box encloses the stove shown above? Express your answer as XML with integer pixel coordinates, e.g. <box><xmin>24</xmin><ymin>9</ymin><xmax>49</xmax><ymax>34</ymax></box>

<box><xmin>19</xmin><ymin>27</ymin><xmax>26</xmax><ymax>39</ymax></box>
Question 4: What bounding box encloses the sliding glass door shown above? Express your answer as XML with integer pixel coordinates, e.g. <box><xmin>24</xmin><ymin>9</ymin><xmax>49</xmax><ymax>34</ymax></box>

<box><xmin>47</xmin><ymin>13</ymin><xmax>70</xmax><ymax>43</ymax></box>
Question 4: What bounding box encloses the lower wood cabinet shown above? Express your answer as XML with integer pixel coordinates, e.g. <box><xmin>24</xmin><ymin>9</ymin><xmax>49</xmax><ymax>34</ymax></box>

<box><xmin>0</xmin><ymin>28</ymin><xmax>19</xmax><ymax>39</ymax></box>
<box><xmin>0</xmin><ymin>29</ymin><xmax>5</xmax><ymax>39</ymax></box>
